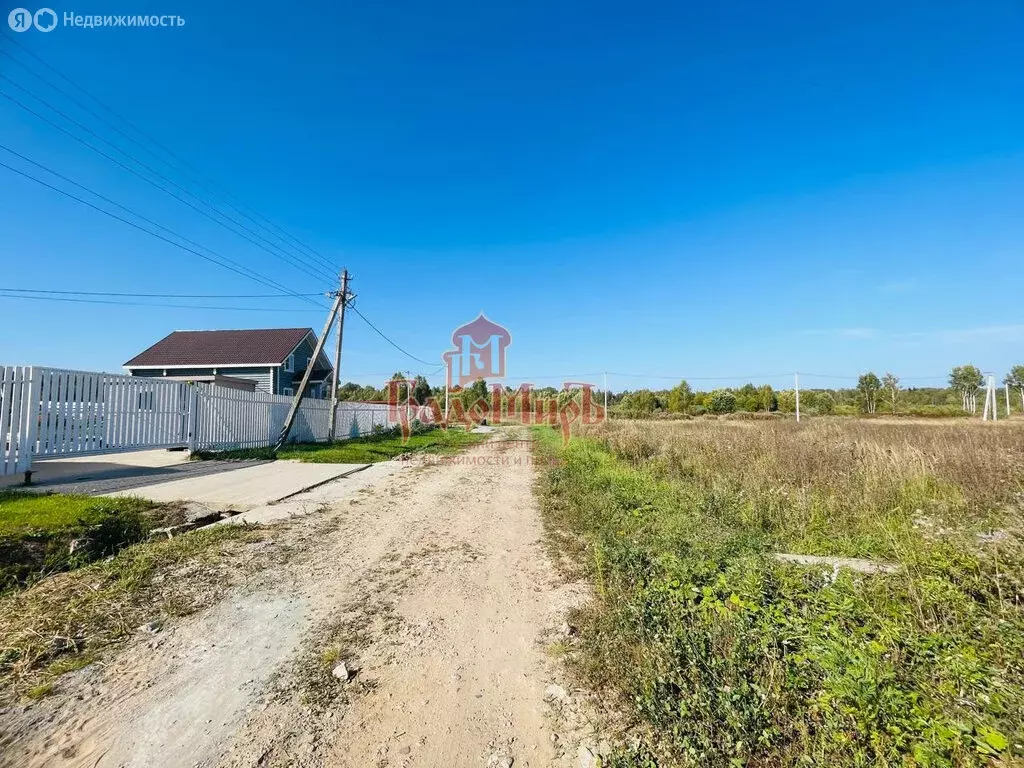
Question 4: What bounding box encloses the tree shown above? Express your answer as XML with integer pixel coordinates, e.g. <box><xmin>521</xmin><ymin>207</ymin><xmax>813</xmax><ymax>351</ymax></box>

<box><xmin>814</xmin><ymin>391</ymin><xmax>835</xmax><ymax>414</ymax></box>
<box><xmin>709</xmin><ymin>389</ymin><xmax>736</xmax><ymax>414</ymax></box>
<box><xmin>411</xmin><ymin>375</ymin><xmax>432</xmax><ymax>405</ymax></box>
<box><xmin>666</xmin><ymin>380</ymin><xmax>693</xmax><ymax>414</ymax></box>
<box><xmin>949</xmin><ymin>365</ymin><xmax>984</xmax><ymax>413</ymax></box>
<box><xmin>460</xmin><ymin>378</ymin><xmax>490</xmax><ymax>408</ymax></box>
<box><xmin>756</xmin><ymin>384</ymin><xmax>777</xmax><ymax>412</ymax></box>
<box><xmin>621</xmin><ymin>389</ymin><xmax>657</xmax><ymax>417</ymax></box>
<box><xmin>1004</xmin><ymin>366</ymin><xmax>1024</xmax><ymax>412</ymax></box>
<box><xmin>735</xmin><ymin>383</ymin><xmax>759</xmax><ymax>412</ymax></box>
<box><xmin>882</xmin><ymin>372</ymin><xmax>900</xmax><ymax>414</ymax></box>
<box><xmin>857</xmin><ymin>372</ymin><xmax>881</xmax><ymax>414</ymax></box>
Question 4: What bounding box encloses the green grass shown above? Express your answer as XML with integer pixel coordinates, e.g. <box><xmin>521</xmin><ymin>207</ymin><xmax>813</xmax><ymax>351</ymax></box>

<box><xmin>191</xmin><ymin>428</ymin><xmax>488</xmax><ymax>464</ymax></box>
<box><xmin>0</xmin><ymin>491</ymin><xmax>163</xmax><ymax>593</ymax></box>
<box><xmin>0</xmin><ymin>490</ymin><xmax>153</xmax><ymax>537</ymax></box>
<box><xmin>535</xmin><ymin>420</ymin><xmax>1024</xmax><ymax>768</ymax></box>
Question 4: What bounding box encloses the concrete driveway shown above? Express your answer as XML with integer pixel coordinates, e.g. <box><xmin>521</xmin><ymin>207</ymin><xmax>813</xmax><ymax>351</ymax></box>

<box><xmin>107</xmin><ymin>460</ymin><xmax>369</xmax><ymax>509</ymax></box>
<box><xmin>5</xmin><ymin>449</ymin><xmax>369</xmax><ymax>510</ymax></box>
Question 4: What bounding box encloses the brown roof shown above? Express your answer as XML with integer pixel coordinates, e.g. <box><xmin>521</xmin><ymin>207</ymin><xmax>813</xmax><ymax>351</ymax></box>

<box><xmin>124</xmin><ymin>328</ymin><xmax>314</xmax><ymax>367</ymax></box>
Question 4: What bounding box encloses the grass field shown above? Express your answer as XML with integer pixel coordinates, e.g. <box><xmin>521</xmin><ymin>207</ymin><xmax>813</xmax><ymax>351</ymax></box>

<box><xmin>535</xmin><ymin>418</ymin><xmax>1024</xmax><ymax>767</ymax></box>
<box><xmin>191</xmin><ymin>427</ymin><xmax>487</xmax><ymax>464</ymax></box>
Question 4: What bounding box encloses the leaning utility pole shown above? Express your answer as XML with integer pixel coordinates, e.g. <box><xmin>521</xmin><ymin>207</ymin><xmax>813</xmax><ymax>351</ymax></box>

<box><xmin>327</xmin><ymin>269</ymin><xmax>351</xmax><ymax>441</ymax></box>
<box><xmin>276</xmin><ymin>285</ymin><xmax>346</xmax><ymax>450</ymax></box>
<box><xmin>982</xmin><ymin>374</ymin><xmax>998</xmax><ymax>422</ymax></box>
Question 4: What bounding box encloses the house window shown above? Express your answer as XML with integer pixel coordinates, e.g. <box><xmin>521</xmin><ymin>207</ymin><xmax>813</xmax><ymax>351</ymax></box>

<box><xmin>282</xmin><ymin>387</ymin><xmax>294</xmax><ymax>397</ymax></box>
<box><xmin>285</xmin><ymin>354</ymin><xmax>295</xmax><ymax>372</ymax></box>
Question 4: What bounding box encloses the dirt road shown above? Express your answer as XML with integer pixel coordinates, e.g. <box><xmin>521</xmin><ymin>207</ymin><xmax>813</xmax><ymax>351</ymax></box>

<box><xmin>1</xmin><ymin>429</ymin><xmax>599</xmax><ymax>768</ymax></box>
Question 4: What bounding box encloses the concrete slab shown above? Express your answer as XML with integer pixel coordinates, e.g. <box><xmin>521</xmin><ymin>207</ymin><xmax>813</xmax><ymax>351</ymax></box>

<box><xmin>213</xmin><ymin>461</ymin><xmax>405</xmax><ymax>526</ymax></box>
<box><xmin>0</xmin><ymin>449</ymin><xmax>188</xmax><ymax>489</ymax></box>
<box><xmin>0</xmin><ymin>449</ymin><xmax>273</xmax><ymax>497</ymax></box>
<box><xmin>108</xmin><ymin>461</ymin><xmax>370</xmax><ymax>510</ymax></box>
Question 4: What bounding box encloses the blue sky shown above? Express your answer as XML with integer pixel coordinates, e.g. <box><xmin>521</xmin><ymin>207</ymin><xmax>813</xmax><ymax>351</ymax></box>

<box><xmin>1</xmin><ymin>0</ymin><xmax>1022</xmax><ymax>392</ymax></box>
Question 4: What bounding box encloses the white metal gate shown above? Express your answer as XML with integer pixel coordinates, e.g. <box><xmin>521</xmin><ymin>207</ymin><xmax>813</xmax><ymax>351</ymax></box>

<box><xmin>35</xmin><ymin>368</ymin><xmax>191</xmax><ymax>458</ymax></box>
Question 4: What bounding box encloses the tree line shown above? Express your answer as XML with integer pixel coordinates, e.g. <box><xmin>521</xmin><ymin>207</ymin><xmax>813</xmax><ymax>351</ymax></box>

<box><xmin>333</xmin><ymin>365</ymin><xmax>1024</xmax><ymax>418</ymax></box>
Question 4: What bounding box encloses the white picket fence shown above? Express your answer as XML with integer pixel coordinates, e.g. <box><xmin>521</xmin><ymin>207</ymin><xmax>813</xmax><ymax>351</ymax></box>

<box><xmin>192</xmin><ymin>385</ymin><xmax>394</xmax><ymax>451</ymax></box>
<box><xmin>0</xmin><ymin>366</ymin><xmax>397</xmax><ymax>476</ymax></box>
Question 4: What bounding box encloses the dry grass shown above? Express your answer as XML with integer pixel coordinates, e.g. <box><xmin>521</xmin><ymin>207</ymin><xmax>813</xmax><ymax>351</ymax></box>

<box><xmin>586</xmin><ymin>417</ymin><xmax>1024</xmax><ymax>558</ymax></box>
<box><xmin>0</xmin><ymin>524</ymin><xmax>277</xmax><ymax>702</ymax></box>
<box><xmin>535</xmin><ymin>418</ymin><xmax>1024</xmax><ymax>767</ymax></box>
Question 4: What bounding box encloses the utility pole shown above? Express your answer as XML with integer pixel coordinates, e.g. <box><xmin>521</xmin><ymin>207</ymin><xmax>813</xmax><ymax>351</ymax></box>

<box><xmin>795</xmin><ymin>372</ymin><xmax>801</xmax><ymax>423</ymax></box>
<box><xmin>1006</xmin><ymin>383</ymin><xmax>1012</xmax><ymax>417</ymax></box>
<box><xmin>983</xmin><ymin>374</ymin><xmax>997</xmax><ymax>421</ymax></box>
<box><xmin>276</xmin><ymin>287</ymin><xmax>345</xmax><ymax>450</ymax></box>
<box><xmin>327</xmin><ymin>269</ymin><xmax>351</xmax><ymax>441</ymax></box>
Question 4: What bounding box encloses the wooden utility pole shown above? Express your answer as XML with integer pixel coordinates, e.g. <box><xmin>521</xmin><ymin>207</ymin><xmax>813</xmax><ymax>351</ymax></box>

<box><xmin>276</xmin><ymin>288</ymin><xmax>345</xmax><ymax>450</ymax></box>
<box><xmin>327</xmin><ymin>269</ymin><xmax>351</xmax><ymax>441</ymax></box>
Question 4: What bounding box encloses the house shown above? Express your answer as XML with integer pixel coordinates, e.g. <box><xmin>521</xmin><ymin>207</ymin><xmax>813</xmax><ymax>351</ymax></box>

<box><xmin>124</xmin><ymin>328</ymin><xmax>334</xmax><ymax>398</ymax></box>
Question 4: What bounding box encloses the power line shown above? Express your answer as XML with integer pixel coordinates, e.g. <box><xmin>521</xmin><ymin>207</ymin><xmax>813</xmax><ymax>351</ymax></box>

<box><xmin>0</xmin><ymin>156</ymin><xmax>327</xmax><ymax>306</ymax></box>
<box><xmin>0</xmin><ymin>79</ymin><xmax>336</xmax><ymax>284</ymax></box>
<box><xmin>0</xmin><ymin>37</ymin><xmax>336</xmax><ymax>274</ymax></box>
<box><xmin>0</xmin><ymin>292</ymin><xmax>323</xmax><ymax>311</ymax></box>
<box><xmin>0</xmin><ymin>144</ymin><xmax>324</xmax><ymax>307</ymax></box>
<box><xmin>347</xmin><ymin>304</ymin><xmax>437</xmax><ymax>366</ymax></box>
<box><xmin>0</xmin><ymin>142</ymin><xmax>320</xmax><ymax>303</ymax></box>
<box><xmin>605</xmin><ymin>371</ymin><xmax>794</xmax><ymax>381</ymax></box>
<box><xmin>0</xmin><ymin>288</ymin><xmax>323</xmax><ymax>299</ymax></box>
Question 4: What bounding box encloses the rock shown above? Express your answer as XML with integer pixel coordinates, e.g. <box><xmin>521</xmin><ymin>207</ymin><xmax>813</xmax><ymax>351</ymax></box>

<box><xmin>183</xmin><ymin>502</ymin><xmax>219</xmax><ymax>524</ymax></box>
<box><xmin>577</xmin><ymin>745</ymin><xmax>598</xmax><ymax>768</ymax></box>
<box><xmin>332</xmin><ymin>662</ymin><xmax>350</xmax><ymax>681</ymax></box>
<box><xmin>773</xmin><ymin>553</ymin><xmax>900</xmax><ymax>575</ymax></box>
<box><xmin>550</xmin><ymin>734</ymin><xmax>559</xmax><ymax>744</ymax></box>
<box><xmin>49</xmin><ymin>635</ymin><xmax>77</xmax><ymax>653</ymax></box>
<box><xmin>397</xmin><ymin>746</ymin><xmax>411</xmax><ymax>755</ymax></box>
<box><xmin>486</xmin><ymin>752</ymin><xmax>513</xmax><ymax>768</ymax></box>
<box><xmin>977</xmin><ymin>529</ymin><xmax>1011</xmax><ymax>545</ymax></box>
<box><xmin>137</xmin><ymin>620</ymin><xmax>163</xmax><ymax>634</ymax></box>
<box><xmin>543</xmin><ymin>684</ymin><xmax>568</xmax><ymax>703</ymax></box>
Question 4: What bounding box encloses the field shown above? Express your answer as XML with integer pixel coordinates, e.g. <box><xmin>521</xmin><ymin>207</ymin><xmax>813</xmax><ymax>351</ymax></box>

<box><xmin>535</xmin><ymin>418</ymin><xmax>1024</xmax><ymax>767</ymax></box>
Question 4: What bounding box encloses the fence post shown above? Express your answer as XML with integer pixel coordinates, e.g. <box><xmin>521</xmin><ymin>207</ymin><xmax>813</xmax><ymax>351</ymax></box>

<box><xmin>186</xmin><ymin>383</ymin><xmax>199</xmax><ymax>453</ymax></box>
<box><xmin>19</xmin><ymin>366</ymin><xmax>42</xmax><ymax>483</ymax></box>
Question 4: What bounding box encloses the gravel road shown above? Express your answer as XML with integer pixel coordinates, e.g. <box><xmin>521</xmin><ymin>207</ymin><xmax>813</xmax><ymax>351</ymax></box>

<box><xmin>0</xmin><ymin>428</ymin><xmax>598</xmax><ymax>768</ymax></box>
